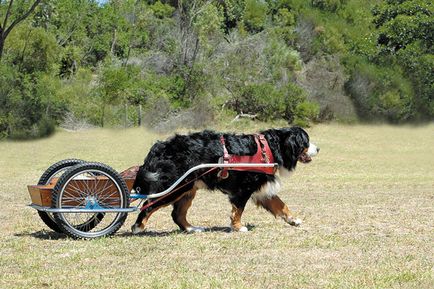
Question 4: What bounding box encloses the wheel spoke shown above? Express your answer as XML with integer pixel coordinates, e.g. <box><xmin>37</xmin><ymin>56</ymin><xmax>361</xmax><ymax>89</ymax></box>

<box><xmin>55</xmin><ymin>165</ymin><xmax>128</xmax><ymax>238</ymax></box>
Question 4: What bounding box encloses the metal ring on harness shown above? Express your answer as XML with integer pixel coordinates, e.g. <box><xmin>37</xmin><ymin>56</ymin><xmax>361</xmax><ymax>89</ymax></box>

<box><xmin>217</xmin><ymin>169</ymin><xmax>229</xmax><ymax>179</ymax></box>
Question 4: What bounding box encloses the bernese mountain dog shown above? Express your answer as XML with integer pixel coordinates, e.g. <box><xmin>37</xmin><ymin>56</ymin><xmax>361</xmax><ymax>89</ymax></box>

<box><xmin>132</xmin><ymin>126</ymin><xmax>319</xmax><ymax>234</ymax></box>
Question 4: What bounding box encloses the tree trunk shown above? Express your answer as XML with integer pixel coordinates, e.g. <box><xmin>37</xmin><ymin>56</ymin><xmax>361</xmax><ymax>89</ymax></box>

<box><xmin>137</xmin><ymin>104</ymin><xmax>142</xmax><ymax>127</ymax></box>
<box><xmin>111</xmin><ymin>29</ymin><xmax>117</xmax><ymax>55</ymax></box>
<box><xmin>101</xmin><ymin>105</ymin><xmax>105</xmax><ymax>127</ymax></box>
<box><xmin>124</xmin><ymin>102</ymin><xmax>128</xmax><ymax>128</ymax></box>
<box><xmin>0</xmin><ymin>36</ymin><xmax>5</xmax><ymax>61</ymax></box>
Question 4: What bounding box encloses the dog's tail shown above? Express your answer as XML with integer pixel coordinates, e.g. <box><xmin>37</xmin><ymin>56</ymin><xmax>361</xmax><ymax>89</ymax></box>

<box><xmin>144</xmin><ymin>171</ymin><xmax>159</xmax><ymax>182</ymax></box>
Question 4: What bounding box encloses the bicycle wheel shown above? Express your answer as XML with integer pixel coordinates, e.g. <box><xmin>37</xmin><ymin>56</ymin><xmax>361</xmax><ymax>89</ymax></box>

<box><xmin>37</xmin><ymin>159</ymin><xmax>84</xmax><ymax>232</ymax></box>
<box><xmin>52</xmin><ymin>162</ymin><xmax>129</xmax><ymax>239</ymax></box>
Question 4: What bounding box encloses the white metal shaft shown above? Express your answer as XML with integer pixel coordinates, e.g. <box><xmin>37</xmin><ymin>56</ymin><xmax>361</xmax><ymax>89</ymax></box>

<box><xmin>145</xmin><ymin>163</ymin><xmax>278</xmax><ymax>199</ymax></box>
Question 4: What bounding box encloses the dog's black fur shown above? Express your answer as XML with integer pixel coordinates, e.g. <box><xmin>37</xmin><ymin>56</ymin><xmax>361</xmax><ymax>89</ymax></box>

<box><xmin>132</xmin><ymin>126</ymin><xmax>311</xmax><ymax>232</ymax></box>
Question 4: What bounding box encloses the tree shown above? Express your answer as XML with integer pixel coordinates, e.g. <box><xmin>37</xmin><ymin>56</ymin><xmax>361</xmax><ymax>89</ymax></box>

<box><xmin>0</xmin><ymin>0</ymin><xmax>42</xmax><ymax>60</ymax></box>
<box><xmin>373</xmin><ymin>0</ymin><xmax>434</xmax><ymax>119</ymax></box>
<box><xmin>373</xmin><ymin>0</ymin><xmax>433</xmax><ymax>53</ymax></box>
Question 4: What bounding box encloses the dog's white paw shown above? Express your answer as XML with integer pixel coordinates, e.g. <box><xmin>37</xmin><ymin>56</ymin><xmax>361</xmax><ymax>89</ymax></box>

<box><xmin>287</xmin><ymin>218</ymin><xmax>302</xmax><ymax>227</ymax></box>
<box><xmin>231</xmin><ymin>226</ymin><xmax>248</xmax><ymax>232</ymax></box>
<box><xmin>238</xmin><ymin>226</ymin><xmax>249</xmax><ymax>232</ymax></box>
<box><xmin>186</xmin><ymin>226</ymin><xmax>206</xmax><ymax>233</ymax></box>
<box><xmin>131</xmin><ymin>223</ymin><xmax>145</xmax><ymax>234</ymax></box>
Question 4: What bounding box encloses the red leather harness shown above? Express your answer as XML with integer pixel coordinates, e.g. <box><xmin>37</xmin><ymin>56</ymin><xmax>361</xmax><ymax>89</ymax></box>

<box><xmin>218</xmin><ymin>134</ymin><xmax>276</xmax><ymax>178</ymax></box>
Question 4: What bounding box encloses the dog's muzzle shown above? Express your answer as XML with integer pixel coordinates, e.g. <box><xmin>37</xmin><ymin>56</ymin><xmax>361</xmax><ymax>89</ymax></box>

<box><xmin>299</xmin><ymin>143</ymin><xmax>319</xmax><ymax>163</ymax></box>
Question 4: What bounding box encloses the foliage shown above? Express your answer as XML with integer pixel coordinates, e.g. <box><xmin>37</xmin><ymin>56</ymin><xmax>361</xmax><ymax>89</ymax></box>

<box><xmin>4</xmin><ymin>25</ymin><xmax>60</xmax><ymax>74</ymax></box>
<box><xmin>243</xmin><ymin>0</ymin><xmax>268</xmax><ymax>32</ymax></box>
<box><xmin>219</xmin><ymin>0</ymin><xmax>246</xmax><ymax>31</ymax></box>
<box><xmin>149</xmin><ymin>1</ymin><xmax>175</xmax><ymax>19</ymax></box>
<box><xmin>0</xmin><ymin>64</ymin><xmax>65</xmax><ymax>139</ymax></box>
<box><xmin>372</xmin><ymin>0</ymin><xmax>434</xmax><ymax>119</ymax></box>
<box><xmin>372</xmin><ymin>0</ymin><xmax>433</xmax><ymax>53</ymax></box>
<box><xmin>345</xmin><ymin>61</ymin><xmax>415</xmax><ymax>122</ymax></box>
<box><xmin>311</xmin><ymin>0</ymin><xmax>346</xmax><ymax>12</ymax></box>
<box><xmin>193</xmin><ymin>2</ymin><xmax>224</xmax><ymax>50</ymax></box>
<box><xmin>1</xmin><ymin>0</ymin><xmax>433</xmax><ymax>139</ymax></box>
<box><xmin>293</xmin><ymin>101</ymin><xmax>320</xmax><ymax>127</ymax></box>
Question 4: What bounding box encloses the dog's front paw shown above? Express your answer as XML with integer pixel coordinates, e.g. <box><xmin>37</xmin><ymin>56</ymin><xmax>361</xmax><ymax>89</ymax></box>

<box><xmin>287</xmin><ymin>218</ymin><xmax>302</xmax><ymax>227</ymax></box>
<box><xmin>231</xmin><ymin>226</ymin><xmax>249</xmax><ymax>232</ymax></box>
<box><xmin>131</xmin><ymin>223</ymin><xmax>145</xmax><ymax>234</ymax></box>
<box><xmin>186</xmin><ymin>226</ymin><xmax>206</xmax><ymax>233</ymax></box>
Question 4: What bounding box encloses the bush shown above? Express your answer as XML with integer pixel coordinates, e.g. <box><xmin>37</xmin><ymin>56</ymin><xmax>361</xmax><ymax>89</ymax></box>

<box><xmin>228</xmin><ymin>82</ymin><xmax>315</xmax><ymax>124</ymax></box>
<box><xmin>345</xmin><ymin>61</ymin><xmax>415</xmax><ymax>122</ymax></box>
<box><xmin>0</xmin><ymin>64</ymin><xmax>65</xmax><ymax>139</ymax></box>
<box><xmin>149</xmin><ymin>1</ymin><xmax>175</xmax><ymax>19</ymax></box>
<box><xmin>57</xmin><ymin>68</ymin><xmax>99</xmax><ymax>125</ymax></box>
<box><xmin>294</xmin><ymin>101</ymin><xmax>320</xmax><ymax>126</ymax></box>
<box><xmin>311</xmin><ymin>0</ymin><xmax>346</xmax><ymax>12</ymax></box>
<box><xmin>5</xmin><ymin>26</ymin><xmax>60</xmax><ymax>74</ymax></box>
<box><xmin>244</xmin><ymin>0</ymin><xmax>268</xmax><ymax>33</ymax></box>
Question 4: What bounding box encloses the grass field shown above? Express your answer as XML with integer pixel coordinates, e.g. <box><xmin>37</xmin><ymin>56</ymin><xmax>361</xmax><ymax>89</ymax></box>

<box><xmin>0</xmin><ymin>123</ymin><xmax>433</xmax><ymax>288</ymax></box>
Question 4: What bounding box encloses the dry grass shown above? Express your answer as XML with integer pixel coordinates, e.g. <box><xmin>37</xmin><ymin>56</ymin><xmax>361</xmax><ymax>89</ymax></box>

<box><xmin>0</xmin><ymin>123</ymin><xmax>433</xmax><ymax>288</ymax></box>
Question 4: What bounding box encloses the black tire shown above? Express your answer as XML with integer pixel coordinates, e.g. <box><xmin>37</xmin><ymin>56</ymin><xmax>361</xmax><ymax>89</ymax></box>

<box><xmin>37</xmin><ymin>159</ymin><xmax>106</xmax><ymax>233</ymax></box>
<box><xmin>37</xmin><ymin>159</ymin><xmax>85</xmax><ymax>232</ymax></box>
<box><xmin>52</xmin><ymin>162</ymin><xmax>129</xmax><ymax>239</ymax></box>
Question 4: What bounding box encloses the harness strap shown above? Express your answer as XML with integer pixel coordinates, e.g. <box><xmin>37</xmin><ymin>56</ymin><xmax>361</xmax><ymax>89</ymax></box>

<box><xmin>218</xmin><ymin>134</ymin><xmax>275</xmax><ymax>178</ymax></box>
<box><xmin>258</xmin><ymin>134</ymin><xmax>269</xmax><ymax>163</ymax></box>
<box><xmin>220</xmin><ymin>136</ymin><xmax>230</xmax><ymax>162</ymax></box>
<box><xmin>218</xmin><ymin>135</ymin><xmax>230</xmax><ymax>179</ymax></box>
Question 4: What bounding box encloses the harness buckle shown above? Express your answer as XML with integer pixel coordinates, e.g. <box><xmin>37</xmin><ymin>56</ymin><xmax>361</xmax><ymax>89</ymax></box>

<box><xmin>217</xmin><ymin>169</ymin><xmax>229</xmax><ymax>179</ymax></box>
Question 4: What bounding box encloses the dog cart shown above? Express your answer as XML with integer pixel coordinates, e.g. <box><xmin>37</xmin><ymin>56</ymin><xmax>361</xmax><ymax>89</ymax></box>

<box><xmin>28</xmin><ymin>159</ymin><xmax>277</xmax><ymax>239</ymax></box>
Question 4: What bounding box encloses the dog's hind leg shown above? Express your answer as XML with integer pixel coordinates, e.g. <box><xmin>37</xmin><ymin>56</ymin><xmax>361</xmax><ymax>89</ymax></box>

<box><xmin>171</xmin><ymin>188</ymin><xmax>204</xmax><ymax>233</ymax></box>
<box><xmin>131</xmin><ymin>186</ymin><xmax>195</xmax><ymax>234</ymax></box>
<box><xmin>131</xmin><ymin>207</ymin><xmax>158</xmax><ymax>234</ymax></box>
<box><xmin>256</xmin><ymin>195</ymin><xmax>302</xmax><ymax>226</ymax></box>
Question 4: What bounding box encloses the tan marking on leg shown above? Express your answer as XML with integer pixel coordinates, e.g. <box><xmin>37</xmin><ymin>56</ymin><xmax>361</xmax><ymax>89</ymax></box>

<box><xmin>258</xmin><ymin>196</ymin><xmax>302</xmax><ymax>226</ymax></box>
<box><xmin>194</xmin><ymin>180</ymin><xmax>208</xmax><ymax>190</ymax></box>
<box><xmin>230</xmin><ymin>204</ymin><xmax>246</xmax><ymax>231</ymax></box>
<box><xmin>131</xmin><ymin>207</ymin><xmax>158</xmax><ymax>234</ymax></box>
<box><xmin>172</xmin><ymin>188</ymin><xmax>197</xmax><ymax>231</ymax></box>
<box><xmin>133</xmin><ymin>189</ymin><xmax>195</xmax><ymax>234</ymax></box>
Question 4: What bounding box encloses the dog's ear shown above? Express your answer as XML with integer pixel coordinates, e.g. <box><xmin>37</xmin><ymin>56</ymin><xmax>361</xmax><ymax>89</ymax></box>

<box><xmin>289</xmin><ymin>127</ymin><xmax>309</xmax><ymax>154</ymax></box>
<box><xmin>278</xmin><ymin>133</ymin><xmax>298</xmax><ymax>170</ymax></box>
<box><xmin>284</xmin><ymin>134</ymin><xmax>297</xmax><ymax>155</ymax></box>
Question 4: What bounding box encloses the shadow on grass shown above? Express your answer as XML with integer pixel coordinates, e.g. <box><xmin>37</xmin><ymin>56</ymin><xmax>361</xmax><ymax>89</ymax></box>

<box><xmin>119</xmin><ymin>225</ymin><xmax>256</xmax><ymax>237</ymax></box>
<box><xmin>15</xmin><ymin>230</ymin><xmax>68</xmax><ymax>240</ymax></box>
<box><xmin>118</xmin><ymin>226</ymin><xmax>238</xmax><ymax>237</ymax></box>
<box><xmin>16</xmin><ymin>224</ymin><xmax>256</xmax><ymax>239</ymax></box>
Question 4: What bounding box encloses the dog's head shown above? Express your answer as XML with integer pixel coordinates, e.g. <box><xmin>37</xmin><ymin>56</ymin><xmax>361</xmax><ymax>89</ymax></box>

<box><xmin>278</xmin><ymin>126</ymin><xmax>319</xmax><ymax>171</ymax></box>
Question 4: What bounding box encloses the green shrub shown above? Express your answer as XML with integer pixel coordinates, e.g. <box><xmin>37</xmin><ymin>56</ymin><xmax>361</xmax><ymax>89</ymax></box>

<box><xmin>150</xmin><ymin>1</ymin><xmax>175</xmax><ymax>19</ymax></box>
<box><xmin>36</xmin><ymin>116</ymin><xmax>56</xmax><ymax>138</ymax></box>
<box><xmin>229</xmin><ymin>82</ymin><xmax>315</xmax><ymax>124</ymax></box>
<box><xmin>277</xmin><ymin>8</ymin><xmax>295</xmax><ymax>26</ymax></box>
<box><xmin>311</xmin><ymin>0</ymin><xmax>346</xmax><ymax>12</ymax></box>
<box><xmin>294</xmin><ymin>101</ymin><xmax>320</xmax><ymax>126</ymax></box>
<box><xmin>345</xmin><ymin>61</ymin><xmax>416</xmax><ymax>122</ymax></box>
<box><xmin>244</xmin><ymin>0</ymin><xmax>268</xmax><ymax>32</ymax></box>
<box><xmin>5</xmin><ymin>26</ymin><xmax>60</xmax><ymax>74</ymax></box>
<box><xmin>0</xmin><ymin>64</ymin><xmax>65</xmax><ymax>139</ymax></box>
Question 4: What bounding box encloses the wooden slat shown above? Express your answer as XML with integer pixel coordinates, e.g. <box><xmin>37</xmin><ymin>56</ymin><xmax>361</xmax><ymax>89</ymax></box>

<box><xmin>28</xmin><ymin>185</ymin><xmax>52</xmax><ymax>206</ymax></box>
<box><xmin>28</xmin><ymin>166</ymin><xmax>139</xmax><ymax>206</ymax></box>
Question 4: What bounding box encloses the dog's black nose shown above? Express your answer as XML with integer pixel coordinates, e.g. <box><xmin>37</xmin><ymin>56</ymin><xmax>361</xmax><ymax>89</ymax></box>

<box><xmin>317</xmin><ymin>147</ymin><xmax>320</xmax><ymax>153</ymax></box>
